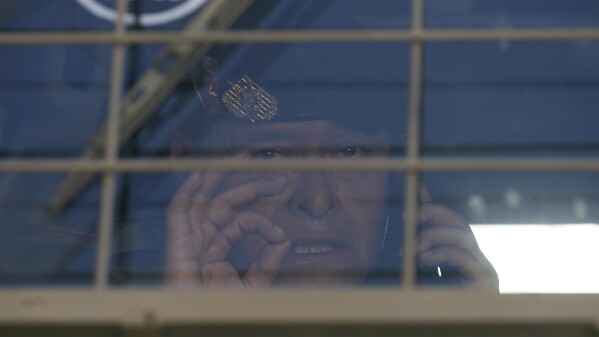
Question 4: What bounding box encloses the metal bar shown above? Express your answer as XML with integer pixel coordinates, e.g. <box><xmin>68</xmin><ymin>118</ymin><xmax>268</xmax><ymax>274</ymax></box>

<box><xmin>3</xmin><ymin>29</ymin><xmax>599</xmax><ymax>44</ymax></box>
<box><xmin>0</xmin><ymin>290</ymin><xmax>597</xmax><ymax>325</ymax></box>
<box><xmin>3</xmin><ymin>157</ymin><xmax>599</xmax><ymax>172</ymax></box>
<box><xmin>47</xmin><ymin>0</ymin><xmax>255</xmax><ymax>216</ymax></box>
<box><xmin>93</xmin><ymin>0</ymin><xmax>127</xmax><ymax>289</ymax></box>
<box><xmin>402</xmin><ymin>0</ymin><xmax>426</xmax><ymax>290</ymax></box>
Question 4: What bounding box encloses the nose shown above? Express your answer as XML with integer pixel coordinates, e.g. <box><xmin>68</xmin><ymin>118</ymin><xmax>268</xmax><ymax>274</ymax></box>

<box><xmin>288</xmin><ymin>172</ymin><xmax>338</xmax><ymax>218</ymax></box>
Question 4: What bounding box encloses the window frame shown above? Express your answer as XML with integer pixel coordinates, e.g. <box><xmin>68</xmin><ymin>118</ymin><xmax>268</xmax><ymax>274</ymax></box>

<box><xmin>0</xmin><ymin>0</ymin><xmax>598</xmax><ymax>334</ymax></box>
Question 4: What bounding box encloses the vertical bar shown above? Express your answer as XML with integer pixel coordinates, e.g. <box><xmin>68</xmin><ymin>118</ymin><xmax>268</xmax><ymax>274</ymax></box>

<box><xmin>402</xmin><ymin>0</ymin><xmax>426</xmax><ymax>289</ymax></box>
<box><xmin>94</xmin><ymin>0</ymin><xmax>128</xmax><ymax>289</ymax></box>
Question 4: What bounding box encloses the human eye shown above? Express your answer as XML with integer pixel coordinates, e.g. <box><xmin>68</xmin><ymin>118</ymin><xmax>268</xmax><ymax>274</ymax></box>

<box><xmin>251</xmin><ymin>148</ymin><xmax>284</xmax><ymax>160</ymax></box>
<box><xmin>338</xmin><ymin>146</ymin><xmax>367</xmax><ymax>158</ymax></box>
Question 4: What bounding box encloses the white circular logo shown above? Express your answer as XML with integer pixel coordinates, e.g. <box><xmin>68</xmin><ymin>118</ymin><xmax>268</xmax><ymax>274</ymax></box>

<box><xmin>76</xmin><ymin>0</ymin><xmax>209</xmax><ymax>27</ymax></box>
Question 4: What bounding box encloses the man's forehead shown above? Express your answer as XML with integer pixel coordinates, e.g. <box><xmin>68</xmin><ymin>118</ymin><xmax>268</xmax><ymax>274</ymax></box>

<box><xmin>228</xmin><ymin>120</ymin><xmax>386</xmax><ymax>146</ymax></box>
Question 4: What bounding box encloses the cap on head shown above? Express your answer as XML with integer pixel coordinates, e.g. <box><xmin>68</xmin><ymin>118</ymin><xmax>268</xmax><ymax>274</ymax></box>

<box><xmin>192</xmin><ymin>42</ymin><xmax>406</xmax><ymax>139</ymax></box>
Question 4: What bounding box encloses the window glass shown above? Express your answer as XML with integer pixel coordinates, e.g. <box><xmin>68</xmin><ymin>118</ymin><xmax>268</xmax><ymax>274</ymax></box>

<box><xmin>0</xmin><ymin>174</ymin><xmax>101</xmax><ymax>286</ymax></box>
<box><xmin>111</xmin><ymin>169</ymin><xmax>406</xmax><ymax>287</ymax></box>
<box><xmin>0</xmin><ymin>0</ymin><xmax>210</xmax><ymax>31</ymax></box>
<box><xmin>231</xmin><ymin>0</ymin><xmax>411</xmax><ymax>30</ymax></box>
<box><xmin>0</xmin><ymin>45</ymin><xmax>114</xmax><ymax>158</ymax></box>
<box><xmin>0</xmin><ymin>0</ymin><xmax>411</xmax><ymax>32</ymax></box>
<box><xmin>426</xmin><ymin>0</ymin><xmax>599</xmax><ymax>29</ymax></box>
<box><xmin>0</xmin><ymin>0</ymin><xmax>114</xmax><ymax>31</ymax></box>
<box><xmin>422</xmin><ymin>172</ymin><xmax>599</xmax><ymax>293</ymax></box>
<box><xmin>110</xmin><ymin>173</ymin><xmax>170</xmax><ymax>286</ymax></box>
<box><xmin>423</xmin><ymin>42</ymin><xmax>599</xmax><ymax>157</ymax></box>
<box><xmin>122</xmin><ymin>42</ymin><xmax>409</xmax><ymax>159</ymax></box>
<box><xmin>112</xmin><ymin>40</ymin><xmax>411</xmax><ymax>288</ymax></box>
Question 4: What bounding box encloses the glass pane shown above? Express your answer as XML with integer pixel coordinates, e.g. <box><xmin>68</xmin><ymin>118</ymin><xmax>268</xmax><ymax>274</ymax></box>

<box><xmin>421</xmin><ymin>172</ymin><xmax>599</xmax><ymax>293</ymax></box>
<box><xmin>230</xmin><ymin>0</ymin><xmax>411</xmax><ymax>30</ymax></box>
<box><xmin>0</xmin><ymin>0</ymin><xmax>114</xmax><ymax>31</ymax></box>
<box><xmin>109</xmin><ymin>0</ymin><xmax>209</xmax><ymax>31</ymax></box>
<box><xmin>426</xmin><ymin>0</ymin><xmax>599</xmax><ymax>29</ymax></box>
<box><xmin>0</xmin><ymin>45</ymin><xmax>114</xmax><ymax>158</ymax></box>
<box><xmin>110</xmin><ymin>173</ymin><xmax>170</xmax><ymax>286</ymax></box>
<box><xmin>0</xmin><ymin>0</ymin><xmax>214</xmax><ymax>31</ymax></box>
<box><xmin>0</xmin><ymin>174</ymin><xmax>101</xmax><ymax>286</ymax></box>
<box><xmin>122</xmin><ymin>41</ymin><xmax>409</xmax><ymax>158</ymax></box>
<box><xmin>112</xmin><ymin>171</ymin><xmax>406</xmax><ymax>287</ymax></box>
<box><xmin>423</xmin><ymin>42</ymin><xmax>599</xmax><ymax>158</ymax></box>
<box><xmin>113</xmin><ymin>38</ymin><xmax>407</xmax><ymax>284</ymax></box>
<box><xmin>10</xmin><ymin>0</ymin><xmax>408</xmax><ymax>32</ymax></box>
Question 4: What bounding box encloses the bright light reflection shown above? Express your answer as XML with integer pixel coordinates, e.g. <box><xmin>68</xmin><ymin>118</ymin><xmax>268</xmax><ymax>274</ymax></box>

<box><xmin>471</xmin><ymin>224</ymin><xmax>599</xmax><ymax>294</ymax></box>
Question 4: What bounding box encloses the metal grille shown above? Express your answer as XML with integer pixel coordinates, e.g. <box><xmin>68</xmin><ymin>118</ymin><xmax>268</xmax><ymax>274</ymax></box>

<box><xmin>0</xmin><ymin>0</ymin><xmax>598</xmax><ymax>335</ymax></box>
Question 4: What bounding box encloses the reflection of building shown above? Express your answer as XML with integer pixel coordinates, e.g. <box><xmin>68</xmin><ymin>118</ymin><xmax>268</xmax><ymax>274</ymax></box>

<box><xmin>0</xmin><ymin>0</ymin><xmax>598</xmax><ymax>335</ymax></box>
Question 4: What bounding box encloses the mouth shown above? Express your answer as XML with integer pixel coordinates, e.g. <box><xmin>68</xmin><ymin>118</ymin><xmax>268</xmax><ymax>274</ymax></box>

<box><xmin>293</xmin><ymin>242</ymin><xmax>334</xmax><ymax>255</ymax></box>
<box><xmin>291</xmin><ymin>238</ymin><xmax>347</xmax><ymax>255</ymax></box>
<box><xmin>279</xmin><ymin>239</ymin><xmax>358</xmax><ymax>280</ymax></box>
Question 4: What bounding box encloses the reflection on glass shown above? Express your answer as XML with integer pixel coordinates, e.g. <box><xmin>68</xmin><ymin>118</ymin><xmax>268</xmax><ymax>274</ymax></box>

<box><xmin>111</xmin><ymin>21</ymin><xmax>500</xmax><ymax>288</ymax></box>
<box><xmin>0</xmin><ymin>45</ymin><xmax>111</xmax><ymax>158</ymax></box>
<box><xmin>0</xmin><ymin>0</ymin><xmax>113</xmax><ymax>31</ymax></box>
<box><xmin>164</xmin><ymin>116</ymin><xmax>402</xmax><ymax>287</ymax></box>
<box><xmin>113</xmin><ymin>36</ymin><xmax>422</xmax><ymax>288</ymax></box>
<box><xmin>424</xmin><ymin>172</ymin><xmax>599</xmax><ymax>293</ymax></box>
<box><xmin>426</xmin><ymin>0</ymin><xmax>599</xmax><ymax>28</ymax></box>
<box><xmin>0</xmin><ymin>174</ymin><xmax>100</xmax><ymax>286</ymax></box>
<box><xmin>231</xmin><ymin>0</ymin><xmax>411</xmax><ymax>30</ymax></box>
<box><xmin>423</xmin><ymin>42</ymin><xmax>599</xmax><ymax>158</ymax></box>
<box><xmin>124</xmin><ymin>41</ymin><xmax>409</xmax><ymax>158</ymax></box>
<box><xmin>0</xmin><ymin>0</ymin><xmax>206</xmax><ymax>31</ymax></box>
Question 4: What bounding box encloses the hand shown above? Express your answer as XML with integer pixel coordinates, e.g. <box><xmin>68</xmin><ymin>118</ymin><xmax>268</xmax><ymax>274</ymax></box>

<box><xmin>165</xmin><ymin>171</ymin><xmax>290</xmax><ymax>288</ymax></box>
<box><xmin>417</xmin><ymin>185</ymin><xmax>499</xmax><ymax>289</ymax></box>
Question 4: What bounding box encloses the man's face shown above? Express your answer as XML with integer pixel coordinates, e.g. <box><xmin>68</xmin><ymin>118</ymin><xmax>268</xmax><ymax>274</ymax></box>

<box><xmin>215</xmin><ymin>120</ymin><xmax>390</xmax><ymax>286</ymax></box>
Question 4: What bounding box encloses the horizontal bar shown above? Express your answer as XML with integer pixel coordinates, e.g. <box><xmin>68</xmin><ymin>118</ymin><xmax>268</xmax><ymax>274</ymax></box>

<box><xmin>2</xmin><ymin>158</ymin><xmax>599</xmax><ymax>173</ymax></box>
<box><xmin>2</xmin><ymin>28</ymin><xmax>599</xmax><ymax>44</ymax></box>
<box><xmin>0</xmin><ymin>290</ymin><xmax>597</xmax><ymax>326</ymax></box>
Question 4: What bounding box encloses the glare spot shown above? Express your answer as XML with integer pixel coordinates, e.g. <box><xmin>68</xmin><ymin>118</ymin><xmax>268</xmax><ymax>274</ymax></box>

<box><xmin>572</xmin><ymin>198</ymin><xmax>588</xmax><ymax>220</ymax></box>
<box><xmin>467</xmin><ymin>194</ymin><xmax>487</xmax><ymax>219</ymax></box>
<box><xmin>504</xmin><ymin>188</ymin><xmax>521</xmax><ymax>209</ymax></box>
<box><xmin>472</xmin><ymin>223</ymin><xmax>599</xmax><ymax>293</ymax></box>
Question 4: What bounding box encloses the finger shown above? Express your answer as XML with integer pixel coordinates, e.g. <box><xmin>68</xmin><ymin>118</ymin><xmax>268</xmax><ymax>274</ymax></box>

<box><xmin>220</xmin><ymin>211</ymin><xmax>287</xmax><ymax>244</ymax></box>
<box><xmin>168</xmin><ymin>173</ymin><xmax>203</xmax><ymax>236</ymax></box>
<box><xmin>200</xmin><ymin>212</ymin><xmax>286</xmax><ymax>265</ymax></box>
<box><xmin>187</xmin><ymin>172</ymin><xmax>226</xmax><ymax>248</ymax></box>
<box><xmin>418</xmin><ymin>224</ymin><xmax>482</xmax><ymax>257</ymax></box>
<box><xmin>201</xmin><ymin>211</ymin><xmax>290</xmax><ymax>288</ymax></box>
<box><xmin>166</xmin><ymin>173</ymin><xmax>204</xmax><ymax>285</ymax></box>
<box><xmin>418</xmin><ymin>203</ymin><xmax>471</xmax><ymax>231</ymax></box>
<box><xmin>208</xmin><ymin>176</ymin><xmax>288</xmax><ymax>226</ymax></box>
<box><xmin>243</xmin><ymin>240</ymin><xmax>291</xmax><ymax>287</ymax></box>
<box><xmin>419</xmin><ymin>246</ymin><xmax>498</xmax><ymax>288</ymax></box>
<box><xmin>199</xmin><ymin>234</ymin><xmax>231</xmax><ymax>264</ymax></box>
<box><xmin>189</xmin><ymin>171</ymin><xmax>225</xmax><ymax>217</ymax></box>
<box><xmin>201</xmin><ymin>261</ymin><xmax>244</xmax><ymax>288</ymax></box>
<box><xmin>167</xmin><ymin>173</ymin><xmax>204</xmax><ymax>251</ymax></box>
